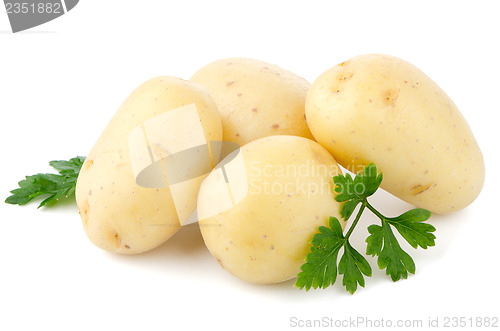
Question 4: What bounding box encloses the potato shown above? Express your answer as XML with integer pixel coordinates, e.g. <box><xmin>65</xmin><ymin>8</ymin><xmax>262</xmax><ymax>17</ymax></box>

<box><xmin>305</xmin><ymin>54</ymin><xmax>485</xmax><ymax>214</ymax></box>
<box><xmin>190</xmin><ymin>58</ymin><xmax>314</xmax><ymax>146</ymax></box>
<box><xmin>76</xmin><ymin>77</ymin><xmax>222</xmax><ymax>254</ymax></box>
<box><xmin>197</xmin><ymin>135</ymin><xmax>343</xmax><ymax>284</ymax></box>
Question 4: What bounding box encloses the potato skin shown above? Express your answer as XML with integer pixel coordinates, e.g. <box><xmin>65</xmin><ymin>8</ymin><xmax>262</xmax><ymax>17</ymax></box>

<box><xmin>76</xmin><ymin>77</ymin><xmax>222</xmax><ymax>254</ymax></box>
<box><xmin>305</xmin><ymin>54</ymin><xmax>485</xmax><ymax>214</ymax></box>
<box><xmin>190</xmin><ymin>58</ymin><xmax>314</xmax><ymax>146</ymax></box>
<box><xmin>198</xmin><ymin>135</ymin><xmax>343</xmax><ymax>284</ymax></box>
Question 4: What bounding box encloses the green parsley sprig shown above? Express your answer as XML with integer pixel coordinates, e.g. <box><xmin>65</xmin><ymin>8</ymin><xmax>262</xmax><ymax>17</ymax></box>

<box><xmin>5</xmin><ymin>156</ymin><xmax>85</xmax><ymax>208</ymax></box>
<box><xmin>295</xmin><ymin>163</ymin><xmax>435</xmax><ymax>294</ymax></box>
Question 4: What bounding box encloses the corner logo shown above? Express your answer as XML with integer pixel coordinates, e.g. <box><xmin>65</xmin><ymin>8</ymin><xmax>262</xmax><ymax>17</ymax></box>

<box><xmin>4</xmin><ymin>0</ymin><xmax>79</xmax><ymax>33</ymax></box>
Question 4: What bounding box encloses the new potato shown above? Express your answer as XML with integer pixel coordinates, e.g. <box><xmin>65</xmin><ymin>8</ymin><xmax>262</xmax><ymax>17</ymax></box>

<box><xmin>191</xmin><ymin>58</ymin><xmax>314</xmax><ymax>146</ymax></box>
<box><xmin>76</xmin><ymin>77</ymin><xmax>222</xmax><ymax>254</ymax></box>
<box><xmin>305</xmin><ymin>54</ymin><xmax>485</xmax><ymax>214</ymax></box>
<box><xmin>197</xmin><ymin>135</ymin><xmax>343</xmax><ymax>284</ymax></box>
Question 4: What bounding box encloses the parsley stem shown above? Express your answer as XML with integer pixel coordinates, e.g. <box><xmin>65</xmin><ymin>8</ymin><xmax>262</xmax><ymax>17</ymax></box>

<box><xmin>364</xmin><ymin>201</ymin><xmax>387</xmax><ymax>221</ymax></box>
<box><xmin>344</xmin><ymin>201</ymin><xmax>366</xmax><ymax>240</ymax></box>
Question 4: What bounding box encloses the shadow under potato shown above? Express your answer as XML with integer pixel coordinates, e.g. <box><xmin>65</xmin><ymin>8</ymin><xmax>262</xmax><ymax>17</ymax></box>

<box><xmin>105</xmin><ymin>223</ymin><xmax>209</xmax><ymax>264</ymax></box>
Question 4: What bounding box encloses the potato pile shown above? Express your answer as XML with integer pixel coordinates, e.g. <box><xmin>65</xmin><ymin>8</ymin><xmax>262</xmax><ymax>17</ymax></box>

<box><xmin>76</xmin><ymin>55</ymin><xmax>485</xmax><ymax>283</ymax></box>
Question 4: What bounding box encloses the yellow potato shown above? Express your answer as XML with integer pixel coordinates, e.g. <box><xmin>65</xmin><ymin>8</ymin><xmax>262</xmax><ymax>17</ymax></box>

<box><xmin>197</xmin><ymin>135</ymin><xmax>343</xmax><ymax>284</ymax></box>
<box><xmin>190</xmin><ymin>58</ymin><xmax>314</xmax><ymax>146</ymax></box>
<box><xmin>76</xmin><ymin>77</ymin><xmax>222</xmax><ymax>254</ymax></box>
<box><xmin>306</xmin><ymin>54</ymin><xmax>485</xmax><ymax>214</ymax></box>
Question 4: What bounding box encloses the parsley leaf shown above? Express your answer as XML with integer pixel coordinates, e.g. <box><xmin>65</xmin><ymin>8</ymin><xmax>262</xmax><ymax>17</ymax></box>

<box><xmin>386</xmin><ymin>209</ymin><xmax>435</xmax><ymax>249</ymax></box>
<box><xmin>334</xmin><ymin>163</ymin><xmax>383</xmax><ymax>202</ymax></box>
<box><xmin>334</xmin><ymin>163</ymin><xmax>382</xmax><ymax>219</ymax></box>
<box><xmin>366</xmin><ymin>222</ymin><xmax>415</xmax><ymax>281</ymax></box>
<box><xmin>295</xmin><ymin>217</ymin><xmax>344</xmax><ymax>290</ymax></box>
<box><xmin>5</xmin><ymin>156</ymin><xmax>85</xmax><ymax>208</ymax></box>
<box><xmin>296</xmin><ymin>216</ymin><xmax>372</xmax><ymax>293</ymax></box>
<box><xmin>339</xmin><ymin>241</ymin><xmax>372</xmax><ymax>294</ymax></box>
<box><xmin>296</xmin><ymin>163</ymin><xmax>435</xmax><ymax>294</ymax></box>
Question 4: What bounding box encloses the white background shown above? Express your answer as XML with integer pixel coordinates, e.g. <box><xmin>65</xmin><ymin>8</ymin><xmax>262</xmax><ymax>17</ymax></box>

<box><xmin>1</xmin><ymin>1</ymin><xmax>499</xmax><ymax>330</ymax></box>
